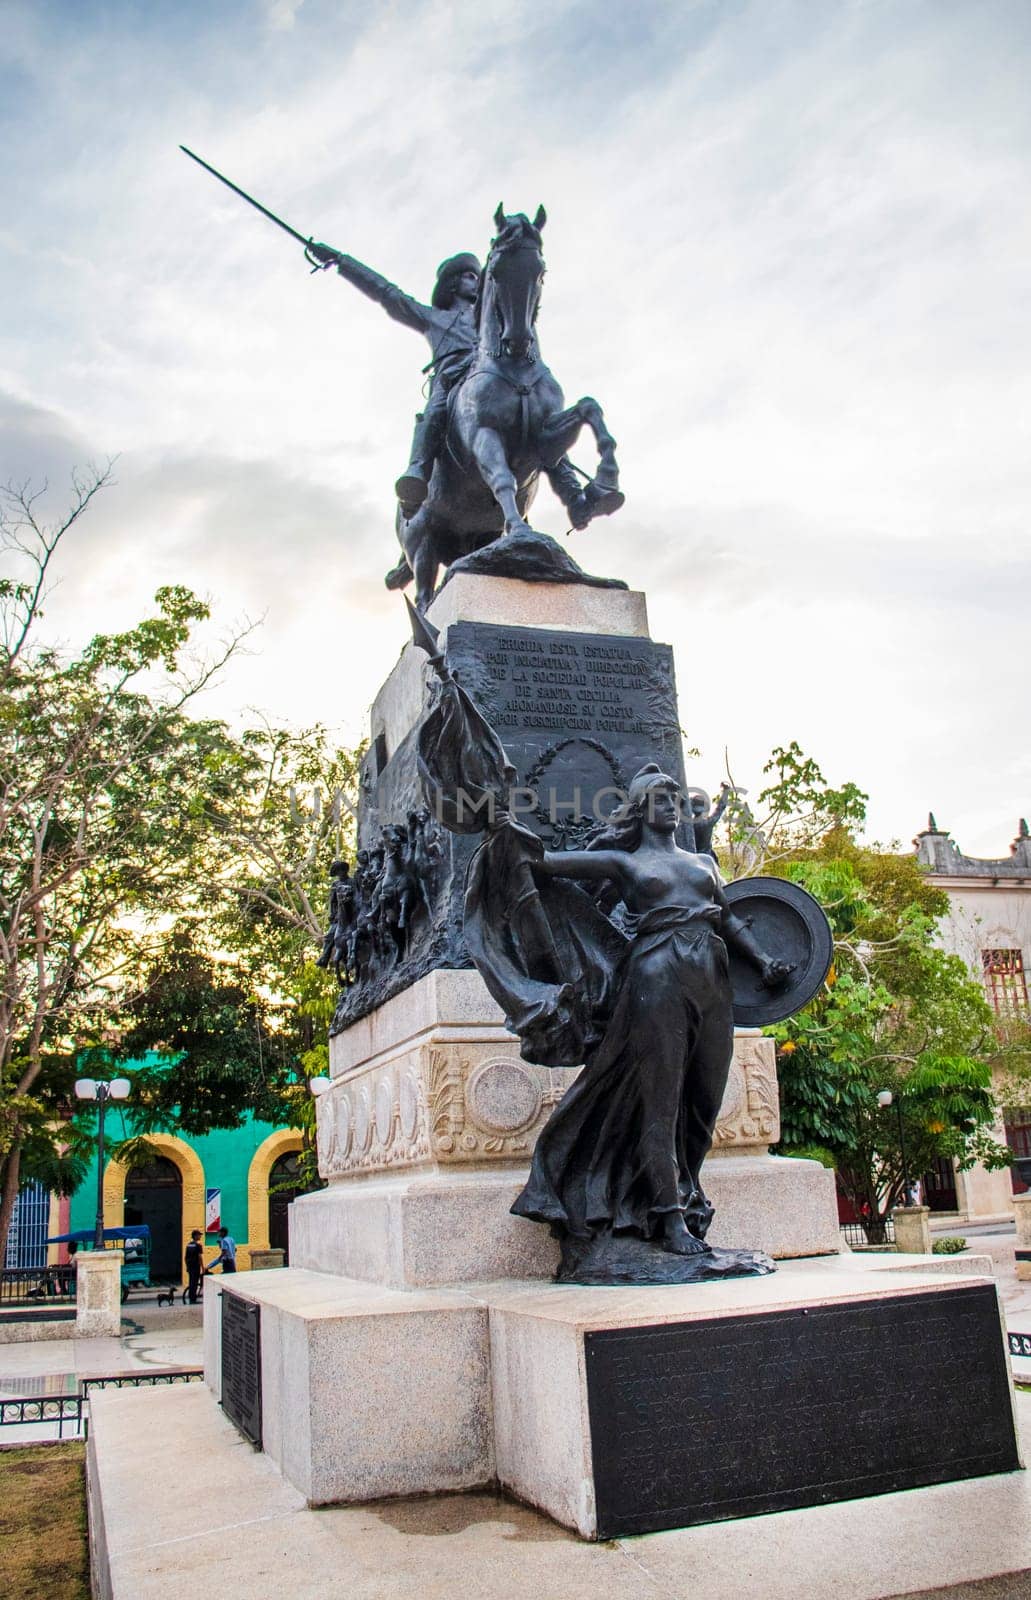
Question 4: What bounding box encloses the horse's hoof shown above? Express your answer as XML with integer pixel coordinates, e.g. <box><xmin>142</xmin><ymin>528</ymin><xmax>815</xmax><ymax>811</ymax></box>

<box><xmin>583</xmin><ymin>484</ymin><xmax>625</xmax><ymax>519</ymax></box>
<box><xmin>384</xmin><ymin>558</ymin><xmax>413</xmax><ymax>591</ymax></box>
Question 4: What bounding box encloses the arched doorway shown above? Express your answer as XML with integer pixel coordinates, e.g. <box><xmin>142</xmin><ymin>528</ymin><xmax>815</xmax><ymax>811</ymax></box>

<box><xmin>268</xmin><ymin>1152</ymin><xmax>304</xmax><ymax>1264</ymax></box>
<box><xmin>123</xmin><ymin>1157</ymin><xmax>183</xmax><ymax>1282</ymax></box>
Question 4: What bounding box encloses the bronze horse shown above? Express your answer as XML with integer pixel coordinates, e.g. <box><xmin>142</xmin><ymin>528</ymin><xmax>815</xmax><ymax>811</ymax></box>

<box><xmin>390</xmin><ymin>206</ymin><xmax>624</xmax><ymax>610</ymax></box>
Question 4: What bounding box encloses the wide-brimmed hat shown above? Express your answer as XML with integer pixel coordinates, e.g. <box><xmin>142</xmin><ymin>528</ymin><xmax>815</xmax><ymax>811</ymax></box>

<box><xmin>432</xmin><ymin>252</ymin><xmax>481</xmax><ymax>308</ymax></box>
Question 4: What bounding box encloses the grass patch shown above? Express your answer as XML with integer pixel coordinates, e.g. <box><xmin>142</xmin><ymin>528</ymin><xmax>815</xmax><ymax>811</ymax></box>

<box><xmin>0</xmin><ymin>1442</ymin><xmax>89</xmax><ymax>1600</ymax></box>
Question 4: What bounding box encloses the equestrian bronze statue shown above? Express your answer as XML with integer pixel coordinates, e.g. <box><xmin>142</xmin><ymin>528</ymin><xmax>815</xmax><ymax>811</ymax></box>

<box><xmin>178</xmin><ymin>152</ymin><xmax>626</xmax><ymax>609</ymax></box>
<box><xmin>310</xmin><ymin>205</ymin><xmax>626</xmax><ymax>609</ymax></box>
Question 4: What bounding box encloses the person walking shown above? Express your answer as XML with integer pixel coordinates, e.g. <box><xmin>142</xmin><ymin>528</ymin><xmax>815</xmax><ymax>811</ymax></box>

<box><xmin>184</xmin><ymin>1229</ymin><xmax>204</xmax><ymax>1304</ymax></box>
<box><xmin>209</xmin><ymin>1227</ymin><xmax>237</xmax><ymax>1275</ymax></box>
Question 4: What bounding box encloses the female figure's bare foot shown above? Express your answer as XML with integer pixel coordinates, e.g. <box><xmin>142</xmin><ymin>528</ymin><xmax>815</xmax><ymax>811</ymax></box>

<box><xmin>662</xmin><ymin>1213</ymin><xmax>710</xmax><ymax>1256</ymax></box>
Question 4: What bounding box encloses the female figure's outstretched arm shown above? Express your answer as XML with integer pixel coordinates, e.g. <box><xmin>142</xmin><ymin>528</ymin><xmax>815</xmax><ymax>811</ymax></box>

<box><xmin>714</xmin><ymin>880</ymin><xmax>794</xmax><ymax>988</ymax></box>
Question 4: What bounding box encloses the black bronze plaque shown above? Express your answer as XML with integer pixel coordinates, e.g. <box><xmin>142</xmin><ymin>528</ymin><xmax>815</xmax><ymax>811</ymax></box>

<box><xmin>445</xmin><ymin>620</ymin><xmax>684</xmax><ymax>828</ymax></box>
<box><xmin>220</xmin><ymin>1291</ymin><xmax>262</xmax><ymax>1449</ymax></box>
<box><xmin>335</xmin><ymin>619</ymin><xmax>686</xmax><ymax>1030</ymax></box>
<box><xmin>585</xmin><ymin>1285</ymin><xmax>1019</xmax><ymax>1538</ymax></box>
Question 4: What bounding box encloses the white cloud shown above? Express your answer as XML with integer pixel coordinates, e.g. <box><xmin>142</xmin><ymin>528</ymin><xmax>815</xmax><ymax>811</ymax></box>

<box><xmin>265</xmin><ymin>0</ymin><xmax>306</xmax><ymax>31</ymax></box>
<box><xmin>1</xmin><ymin>0</ymin><xmax>1029</xmax><ymax>853</ymax></box>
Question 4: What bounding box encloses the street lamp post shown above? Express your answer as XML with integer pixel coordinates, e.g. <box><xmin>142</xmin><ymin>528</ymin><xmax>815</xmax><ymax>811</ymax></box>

<box><xmin>74</xmin><ymin>1077</ymin><xmax>131</xmax><ymax>1250</ymax></box>
<box><xmin>876</xmin><ymin>1088</ymin><xmax>912</xmax><ymax>1205</ymax></box>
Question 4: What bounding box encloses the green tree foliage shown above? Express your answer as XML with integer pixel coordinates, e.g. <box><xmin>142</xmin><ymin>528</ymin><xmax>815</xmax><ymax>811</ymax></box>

<box><xmin>108</xmin><ymin>724</ymin><xmax>363</xmax><ymax>1191</ymax></box>
<box><xmin>765</xmin><ymin>825</ymin><xmax>1008</xmax><ymax>1238</ymax></box>
<box><xmin>0</xmin><ymin>469</ymin><xmax>248</xmax><ymax>1252</ymax></box>
<box><xmin>720</xmin><ymin>742</ymin><xmax>869</xmax><ymax>879</ymax></box>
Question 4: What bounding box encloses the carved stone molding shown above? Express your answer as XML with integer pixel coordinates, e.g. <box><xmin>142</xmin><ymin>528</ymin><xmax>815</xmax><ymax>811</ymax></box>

<box><xmin>715</xmin><ymin>1033</ymin><xmax>780</xmax><ymax>1148</ymax></box>
<box><xmin>316</xmin><ymin>1029</ymin><xmax>779</xmax><ymax>1180</ymax></box>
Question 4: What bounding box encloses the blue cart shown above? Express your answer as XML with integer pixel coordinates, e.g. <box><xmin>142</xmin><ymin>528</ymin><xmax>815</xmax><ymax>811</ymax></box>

<box><xmin>46</xmin><ymin>1226</ymin><xmax>153</xmax><ymax>1303</ymax></box>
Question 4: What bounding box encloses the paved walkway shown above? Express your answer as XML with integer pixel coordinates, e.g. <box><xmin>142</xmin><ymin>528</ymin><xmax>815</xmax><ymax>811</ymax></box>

<box><xmin>0</xmin><ymin>1322</ymin><xmax>203</xmax><ymax>1443</ymax></box>
<box><xmin>88</xmin><ymin>1383</ymin><xmax>1031</xmax><ymax>1600</ymax></box>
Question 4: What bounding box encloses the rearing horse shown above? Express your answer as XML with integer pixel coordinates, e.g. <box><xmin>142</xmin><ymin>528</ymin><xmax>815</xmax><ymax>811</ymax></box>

<box><xmin>394</xmin><ymin>206</ymin><xmax>623</xmax><ymax>610</ymax></box>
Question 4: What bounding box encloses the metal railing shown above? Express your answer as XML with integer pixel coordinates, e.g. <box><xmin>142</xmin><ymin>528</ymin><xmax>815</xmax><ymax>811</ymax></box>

<box><xmin>0</xmin><ymin>1368</ymin><xmax>204</xmax><ymax>1439</ymax></box>
<box><xmin>0</xmin><ymin>1395</ymin><xmax>84</xmax><ymax>1439</ymax></box>
<box><xmin>0</xmin><ymin>1265</ymin><xmax>76</xmax><ymax>1304</ymax></box>
<box><xmin>840</xmin><ymin>1217</ymin><xmax>896</xmax><ymax>1248</ymax></box>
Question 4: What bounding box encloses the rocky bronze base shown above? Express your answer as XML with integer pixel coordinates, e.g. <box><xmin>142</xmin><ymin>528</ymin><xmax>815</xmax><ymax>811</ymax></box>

<box><xmin>442</xmin><ymin>527</ymin><xmax>627</xmax><ymax>592</ymax></box>
<box><xmin>555</xmin><ymin>1232</ymin><xmax>776</xmax><ymax>1286</ymax></box>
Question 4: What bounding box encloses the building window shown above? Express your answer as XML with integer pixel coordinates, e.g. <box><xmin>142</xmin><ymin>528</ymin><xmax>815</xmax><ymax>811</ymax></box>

<box><xmin>5</xmin><ymin>1180</ymin><xmax>50</xmax><ymax>1270</ymax></box>
<box><xmin>982</xmin><ymin>948</ymin><xmax>1029</xmax><ymax>1015</ymax></box>
<box><xmin>1005</xmin><ymin>1110</ymin><xmax>1031</xmax><ymax>1196</ymax></box>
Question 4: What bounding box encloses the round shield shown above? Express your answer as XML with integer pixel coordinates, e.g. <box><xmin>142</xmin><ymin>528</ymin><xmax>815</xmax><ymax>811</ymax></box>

<box><xmin>722</xmin><ymin>876</ymin><xmax>834</xmax><ymax>1027</ymax></box>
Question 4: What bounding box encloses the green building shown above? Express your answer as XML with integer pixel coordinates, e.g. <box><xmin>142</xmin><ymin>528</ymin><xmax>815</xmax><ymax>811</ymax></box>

<box><xmin>60</xmin><ymin>1109</ymin><xmax>306</xmax><ymax>1283</ymax></box>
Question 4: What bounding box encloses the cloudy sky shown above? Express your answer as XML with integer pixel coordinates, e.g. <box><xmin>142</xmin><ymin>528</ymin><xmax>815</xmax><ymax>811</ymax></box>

<box><xmin>2</xmin><ymin>0</ymin><xmax>1029</xmax><ymax>853</ymax></box>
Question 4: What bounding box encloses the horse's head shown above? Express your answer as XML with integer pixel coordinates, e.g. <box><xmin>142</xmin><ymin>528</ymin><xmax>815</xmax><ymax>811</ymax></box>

<box><xmin>480</xmin><ymin>203</ymin><xmax>547</xmax><ymax>360</ymax></box>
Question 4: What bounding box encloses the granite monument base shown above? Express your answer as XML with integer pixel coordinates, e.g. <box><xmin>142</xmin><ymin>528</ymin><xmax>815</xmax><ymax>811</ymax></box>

<box><xmin>289</xmin><ymin>1154</ymin><xmax>840</xmax><ymax>1290</ymax></box>
<box><xmin>294</xmin><ymin>967</ymin><xmax>842</xmax><ymax>1288</ymax></box>
<box><xmin>486</xmin><ymin>1268</ymin><xmax>1021</xmax><ymax>1538</ymax></box>
<box><xmin>204</xmin><ymin>1270</ymin><xmax>492</xmax><ymax>1505</ymax></box>
<box><xmin>204</xmin><ymin>1261</ymin><xmax>1021</xmax><ymax>1539</ymax></box>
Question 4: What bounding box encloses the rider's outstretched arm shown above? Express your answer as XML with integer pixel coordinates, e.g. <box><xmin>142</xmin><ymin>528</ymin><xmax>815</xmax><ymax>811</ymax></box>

<box><xmin>318</xmin><ymin>245</ymin><xmax>433</xmax><ymax>336</ymax></box>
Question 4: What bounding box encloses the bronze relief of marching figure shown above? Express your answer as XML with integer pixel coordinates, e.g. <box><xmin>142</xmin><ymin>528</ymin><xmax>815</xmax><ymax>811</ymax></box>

<box><xmin>317</xmin><ymin>810</ymin><xmax>443</xmax><ymax>989</ymax></box>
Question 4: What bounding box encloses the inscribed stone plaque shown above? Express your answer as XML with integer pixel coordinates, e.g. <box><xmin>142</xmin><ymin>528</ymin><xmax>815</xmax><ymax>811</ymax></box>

<box><xmin>334</xmin><ymin>620</ymin><xmax>686</xmax><ymax>1031</ymax></box>
<box><xmin>220</xmin><ymin>1292</ymin><xmax>262</xmax><ymax>1448</ymax></box>
<box><xmin>585</xmin><ymin>1285</ymin><xmax>1018</xmax><ymax>1538</ymax></box>
<box><xmin>443</xmin><ymin>621</ymin><xmax>684</xmax><ymax>835</ymax></box>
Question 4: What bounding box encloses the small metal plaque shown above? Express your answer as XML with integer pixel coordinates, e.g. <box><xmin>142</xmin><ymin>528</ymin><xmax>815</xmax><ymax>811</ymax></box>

<box><xmin>220</xmin><ymin>1292</ymin><xmax>262</xmax><ymax>1448</ymax></box>
<box><xmin>585</xmin><ymin>1285</ymin><xmax>1018</xmax><ymax>1538</ymax></box>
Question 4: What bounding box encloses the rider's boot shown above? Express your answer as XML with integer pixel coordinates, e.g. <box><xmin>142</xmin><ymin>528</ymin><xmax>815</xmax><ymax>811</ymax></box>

<box><xmin>395</xmin><ymin>462</ymin><xmax>430</xmax><ymax>519</ymax></box>
<box><xmin>396</xmin><ymin>396</ymin><xmax>448</xmax><ymax>517</ymax></box>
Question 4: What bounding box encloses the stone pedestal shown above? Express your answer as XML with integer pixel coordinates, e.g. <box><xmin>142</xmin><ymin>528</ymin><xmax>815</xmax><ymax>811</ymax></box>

<box><xmin>486</xmin><ymin>1268</ymin><xmax>1020</xmax><ymax>1538</ymax></box>
<box><xmin>1015</xmin><ymin>1192</ymin><xmax>1031</xmax><ymax>1281</ymax></box>
<box><xmin>205</xmin><ymin>1271</ymin><xmax>492</xmax><ymax>1505</ymax></box>
<box><xmin>292</xmin><ymin>968</ymin><xmax>842</xmax><ymax>1288</ymax></box>
<box><xmin>76</xmin><ymin>1249</ymin><xmax>123</xmax><ymax>1337</ymax></box>
<box><xmin>205</xmin><ymin>1261</ymin><xmax>1020</xmax><ymax>1537</ymax></box>
<box><xmin>893</xmin><ymin>1205</ymin><xmax>933</xmax><ymax>1256</ymax></box>
<box><xmin>247</xmin><ymin>1248</ymin><xmax>285</xmax><ymax>1270</ymax></box>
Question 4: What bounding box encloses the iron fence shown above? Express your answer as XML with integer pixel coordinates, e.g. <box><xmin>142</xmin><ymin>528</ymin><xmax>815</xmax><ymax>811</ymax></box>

<box><xmin>0</xmin><ymin>1265</ymin><xmax>76</xmax><ymax>1305</ymax></box>
<box><xmin>0</xmin><ymin>1395</ymin><xmax>84</xmax><ymax>1439</ymax></box>
<box><xmin>840</xmin><ymin>1217</ymin><xmax>896</xmax><ymax>1248</ymax></box>
<box><xmin>0</xmin><ymin>1368</ymin><xmax>204</xmax><ymax>1440</ymax></box>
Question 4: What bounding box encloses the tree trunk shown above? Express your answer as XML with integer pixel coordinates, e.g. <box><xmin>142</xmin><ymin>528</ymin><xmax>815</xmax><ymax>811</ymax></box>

<box><xmin>0</xmin><ymin>1142</ymin><xmax>23</xmax><ymax>1265</ymax></box>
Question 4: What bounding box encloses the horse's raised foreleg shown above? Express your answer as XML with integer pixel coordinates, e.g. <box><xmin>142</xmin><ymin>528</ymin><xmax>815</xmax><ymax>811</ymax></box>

<box><xmin>470</xmin><ymin>427</ymin><xmax>534</xmax><ymax>536</ymax></box>
<box><xmin>539</xmin><ymin>398</ymin><xmax>620</xmax><ymax>491</ymax></box>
